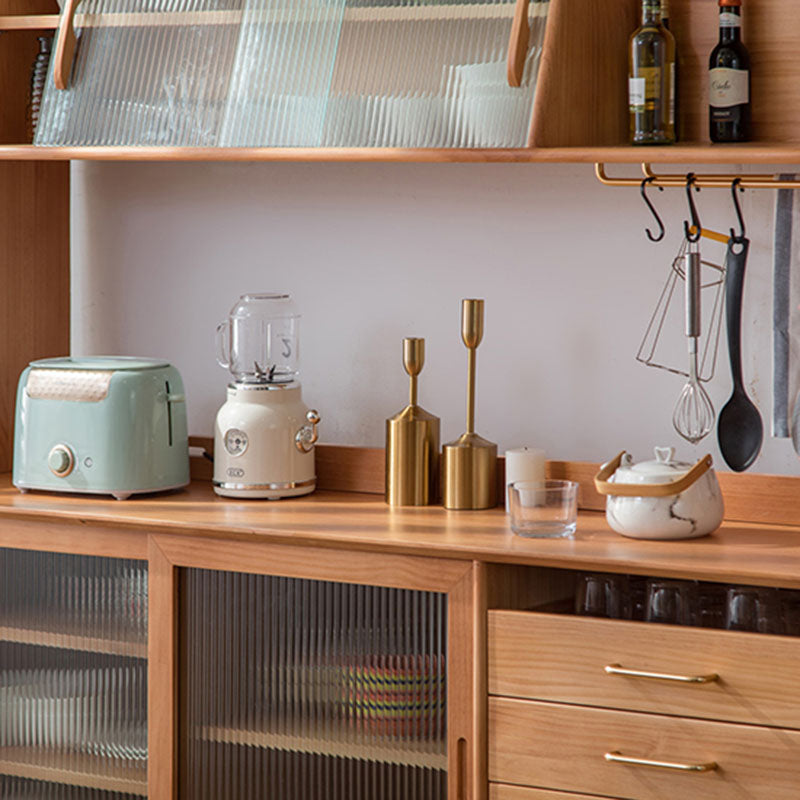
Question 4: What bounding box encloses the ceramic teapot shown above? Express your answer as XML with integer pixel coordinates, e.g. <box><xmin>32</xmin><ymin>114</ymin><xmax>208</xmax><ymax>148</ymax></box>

<box><xmin>594</xmin><ymin>447</ymin><xmax>724</xmax><ymax>540</ymax></box>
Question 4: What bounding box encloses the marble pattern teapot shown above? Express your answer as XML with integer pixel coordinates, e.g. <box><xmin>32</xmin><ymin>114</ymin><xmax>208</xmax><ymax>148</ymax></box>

<box><xmin>594</xmin><ymin>447</ymin><xmax>724</xmax><ymax>540</ymax></box>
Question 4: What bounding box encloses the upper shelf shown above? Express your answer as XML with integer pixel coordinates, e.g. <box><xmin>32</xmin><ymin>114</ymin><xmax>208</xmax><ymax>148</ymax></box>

<box><xmin>0</xmin><ymin>0</ymin><xmax>798</xmax><ymax>161</ymax></box>
<box><xmin>0</xmin><ymin>144</ymin><xmax>798</xmax><ymax>163</ymax></box>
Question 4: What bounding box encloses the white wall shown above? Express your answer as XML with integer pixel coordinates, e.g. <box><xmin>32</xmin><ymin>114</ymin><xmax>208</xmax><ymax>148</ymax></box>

<box><xmin>71</xmin><ymin>160</ymin><xmax>799</xmax><ymax>475</ymax></box>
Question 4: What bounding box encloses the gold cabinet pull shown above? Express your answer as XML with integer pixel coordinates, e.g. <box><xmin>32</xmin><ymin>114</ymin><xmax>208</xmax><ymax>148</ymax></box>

<box><xmin>605</xmin><ymin>751</ymin><xmax>718</xmax><ymax>773</ymax></box>
<box><xmin>605</xmin><ymin>663</ymin><xmax>719</xmax><ymax>684</ymax></box>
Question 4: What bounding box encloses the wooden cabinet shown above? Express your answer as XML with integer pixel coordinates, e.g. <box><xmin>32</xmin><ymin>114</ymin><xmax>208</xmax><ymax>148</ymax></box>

<box><xmin>487</xmin><ymin>572</ymin><xmax>800</xmax><ymax>799</ymax></box>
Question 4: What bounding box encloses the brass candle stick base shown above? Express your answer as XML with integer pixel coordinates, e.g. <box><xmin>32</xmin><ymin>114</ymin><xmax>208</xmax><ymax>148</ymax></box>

<box><xmin>442</xmin><ymin>299</ymin><xmax>497</xmax><ymax>510</ymax></box>
<box><xmin>385</xmin><ymin>338</ymin><xmax>440</xmax><ymax>506</ymax></box>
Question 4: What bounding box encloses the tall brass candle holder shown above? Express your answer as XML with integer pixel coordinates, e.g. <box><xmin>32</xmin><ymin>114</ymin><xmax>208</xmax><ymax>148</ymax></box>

<box><xmin>385</xmin><ymin>337</ymin><xmax>440</xmax><ymax>505</ymax></box>
<box><xmin>442</xmin><ymin>299</ymin><xmax>497</xmax><ymax>509</ymax></box>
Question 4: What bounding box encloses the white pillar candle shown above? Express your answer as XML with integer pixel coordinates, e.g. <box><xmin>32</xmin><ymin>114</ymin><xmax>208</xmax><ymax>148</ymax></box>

<box><xmin>505</xmin><ymin>447</ymin><xmax>546</xmax><ymax>511</ymax></box>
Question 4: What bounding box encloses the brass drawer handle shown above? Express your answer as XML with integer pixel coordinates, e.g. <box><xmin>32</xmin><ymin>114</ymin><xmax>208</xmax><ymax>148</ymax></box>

<box><xmin>605</xmin><ymin>751</ymin><xmax>718</xmax><ymax>773</ymax></box>
<box><xmin>605</xmin><ymin>663</ymin><xmax>719</xmax><ymax>684</ymax></box>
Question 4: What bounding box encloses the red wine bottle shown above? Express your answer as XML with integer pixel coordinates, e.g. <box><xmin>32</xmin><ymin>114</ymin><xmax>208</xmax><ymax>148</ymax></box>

<box><xmin>709</xmin><ymin>0</ymin><xmax>751</xmax><ymax>142</ymax></box>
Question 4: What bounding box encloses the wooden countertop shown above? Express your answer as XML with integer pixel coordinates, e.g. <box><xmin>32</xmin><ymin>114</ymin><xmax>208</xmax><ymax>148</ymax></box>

<box><xmin>1</xmin><ymin>474</ymin><xmax>800</xmax><ymax>588</ymax></box>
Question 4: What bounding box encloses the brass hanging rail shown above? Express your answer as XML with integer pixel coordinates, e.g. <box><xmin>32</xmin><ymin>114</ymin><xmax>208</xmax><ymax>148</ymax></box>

<box><xmin>595</xmin><ymin>162</ymin><xmax>800</xmax><ymax>190</ymax></box>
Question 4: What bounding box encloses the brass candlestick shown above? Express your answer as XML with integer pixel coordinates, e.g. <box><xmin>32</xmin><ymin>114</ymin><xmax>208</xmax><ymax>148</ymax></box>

<box><xmin>442</xmin><ymin>299</ymin><xmax>497</xmax><ymax>509</ymax></box>
<box><xmin>385</xmin><ymin>338</ymin><xmax>440</xmax><ymax>506</ymax></box>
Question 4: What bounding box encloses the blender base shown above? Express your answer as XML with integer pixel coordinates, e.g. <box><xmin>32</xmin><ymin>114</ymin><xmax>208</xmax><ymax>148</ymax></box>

<box><xmin>213</xmin><ymin>478</ymin><xmax>316</xmax><ymax>500</ymax></box>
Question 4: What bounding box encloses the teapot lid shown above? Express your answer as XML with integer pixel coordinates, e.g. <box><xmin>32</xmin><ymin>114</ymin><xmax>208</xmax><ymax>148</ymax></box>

<box><xmin>612</xmin><ymin>447</ymin><xmax>695</xmax><ymax>485</ymax></box>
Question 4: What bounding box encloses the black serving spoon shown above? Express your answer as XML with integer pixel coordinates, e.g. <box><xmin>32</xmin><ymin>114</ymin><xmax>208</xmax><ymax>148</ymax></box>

<box><xmin>717</xmin><ymin>234</ymin><xmax>763</xmax><ymax>471</ymax></box>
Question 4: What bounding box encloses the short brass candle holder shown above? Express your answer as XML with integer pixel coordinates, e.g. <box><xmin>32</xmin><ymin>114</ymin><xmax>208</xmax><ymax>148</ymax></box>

<box><xmin>385</xmin><ymin>337</ymin><xmax>440</xmax><ymax>506</ymax></box>
<box><xmin>442</xmin><ymin>299</ymin><xmax>497</xmax><ymax>509</ymax></box>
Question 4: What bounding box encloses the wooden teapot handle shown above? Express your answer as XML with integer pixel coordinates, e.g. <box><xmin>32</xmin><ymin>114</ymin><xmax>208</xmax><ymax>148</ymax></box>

<box><xmin>594</xmin><ymin>452</ymin><xmax>714</xmax><ymax>498</ymax></box>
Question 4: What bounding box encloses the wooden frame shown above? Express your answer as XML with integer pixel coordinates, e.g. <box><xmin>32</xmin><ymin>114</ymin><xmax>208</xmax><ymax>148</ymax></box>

<box><xmin>147</xmin><ymin>533</ymin><xmax>485</xmax><ymax>800</ymax></box>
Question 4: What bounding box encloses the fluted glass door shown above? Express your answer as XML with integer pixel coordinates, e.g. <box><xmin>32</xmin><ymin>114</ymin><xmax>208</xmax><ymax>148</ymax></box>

<box><xmin>180</xmin><ymin>569</ymin><xmax>447</xmax><ymax>799</ymax></box>
<box><xmin>0</xmin><ymin>548</ymin><xmax>148</xmax><ymax>799</ymax></box>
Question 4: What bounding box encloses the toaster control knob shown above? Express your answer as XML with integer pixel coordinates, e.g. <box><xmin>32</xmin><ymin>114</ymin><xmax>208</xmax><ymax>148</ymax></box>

<box><xmin>48</xmin><ymin>445</ymin><xmax>75</xmax><ymax>478</ymax></box>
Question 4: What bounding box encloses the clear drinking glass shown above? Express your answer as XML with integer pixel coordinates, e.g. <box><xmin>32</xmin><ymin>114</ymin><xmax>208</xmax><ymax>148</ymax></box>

<box><xmin>724</xmin><ymin>585</ymin><xmax>783</xmax><ymax>634</ymax></box>
<box><xmin>646</xmin><ymin>579</ymin><xmax>695</xmax><ymax>625</ymax></box>
<box><xmin>508</xmin><ymin>480</ymin><xmax>578</xmax><ymax>539</ymax></box>
<box><xmin>781</xmin><ymin>589</ymin><xmax>800</xmax><ymax>637</ymax></box>
<box><xmin>693</xmin><ymin>581</ymin><xmax>727</xmax><ymax>629</ymax></box>
<box><xmin>575</xmin><ymin>573</ymin><xmax>627</xmax><ymax>619</ymax></box>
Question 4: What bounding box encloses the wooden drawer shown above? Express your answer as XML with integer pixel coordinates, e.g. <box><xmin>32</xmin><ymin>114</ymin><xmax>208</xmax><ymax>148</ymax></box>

<box><xmin>488</xmin><ymin>609</ymin><xmax>800</xmax><ymax>728</ymax></box>
<box><xmin>489</xmin><ymin>696</ymin><xmax>800</xmax><ymax>800</ymax></box>
<box><xmin>490</xmin><ymin>783</ymin><xmax>616</xmax><ymax>800</ymax></box>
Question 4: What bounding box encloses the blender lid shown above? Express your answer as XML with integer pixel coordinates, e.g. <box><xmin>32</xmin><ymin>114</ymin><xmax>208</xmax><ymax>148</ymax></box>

<box><xmin>30</xmin><ymin>356</ymin><xmax>170</xmax><ymax>371</ymax></box>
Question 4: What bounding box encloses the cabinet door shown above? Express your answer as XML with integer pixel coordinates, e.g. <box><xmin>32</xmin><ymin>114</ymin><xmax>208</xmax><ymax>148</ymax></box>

<box><xmin>0</xmin><ymin>546</ymin><xmax>148</xmax><ymax>798</ymax></box>
<box><xmin>148</xmin><ymin>535</ymin><xmax>480</xmax><ymax>800</ymax></box>
<box><xmin>180</xmin><ymin>569</ymin><xmax>447</xmax><ymax>800</ymax></box>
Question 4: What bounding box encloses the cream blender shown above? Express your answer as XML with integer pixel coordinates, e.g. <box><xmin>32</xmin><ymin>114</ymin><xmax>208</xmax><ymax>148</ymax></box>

<box><xmin>213</xmin><ymin>293</ymin><xmax>320</xmax><ymax>499</ymax></box>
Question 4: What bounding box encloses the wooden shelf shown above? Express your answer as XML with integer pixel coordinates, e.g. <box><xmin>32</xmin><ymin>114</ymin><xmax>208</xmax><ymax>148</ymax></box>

<box><xmin>0</xmin><ymin>747</ymin><xmax>147</xmax><ymax>795</ymax></box>
<box><xmin>199</xmin><ymin>725</ymin><xmax>447</xmax><ymax>770</ymax></box>
<box><xmin>0</xmin><ymin>143</ymin><xmax>796</xmax><ymax>164</ymax></box>
<box><xmin>0</xmin><ymin>622</ymin><xmax>146</xmax><ymax>658</ymax></box>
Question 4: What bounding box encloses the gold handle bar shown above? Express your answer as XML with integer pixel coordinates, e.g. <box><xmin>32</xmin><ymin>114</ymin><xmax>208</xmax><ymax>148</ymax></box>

<box><xmin>596</xmin><ymin>162</ymin><xmax>800</xmax><ymax>190</ymax></box>
<box><xmin>605</xmin><ymin>751</ymin><xmax>718</xmax><ymax>773</ymax></box>
<box><xmin>604</xmin><ymin>663</ymin><xmax>719</xmax><ymax>684</ymax></box>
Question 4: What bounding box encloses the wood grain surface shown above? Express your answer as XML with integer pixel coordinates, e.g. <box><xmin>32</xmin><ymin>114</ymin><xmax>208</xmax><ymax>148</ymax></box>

<box><xmin>489</xmin><ymin>696</ymin><xmax>800</xmax><ymax>800</ymax></box>
<box><xmin>489</xmin><ymin>610</ymin><xmax>800</xmax><ymax>729</ymax></box>
<box><xmin>3</xmin><ymin>476</ymin><xmax>800</xmax><ymax>587</ymax></box>
<box><xmin>490</xmin><ymin>785</ymin><xmax>616</xmax><ymax>800</ymax></box>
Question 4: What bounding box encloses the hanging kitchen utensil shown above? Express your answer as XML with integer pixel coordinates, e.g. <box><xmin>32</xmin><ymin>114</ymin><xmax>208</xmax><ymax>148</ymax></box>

<box><xmin>673</xmin><ymin>241</ymin><xmax>715</xmax><ymax>443</ymax></box>
<box><xmin>636</xmin><ymin>234</ymin><xmax>726</xmax><ymax>384</ymax></box>
<box><xmin>717</xmin><ymin>234</ymin><xmax>763</xmax><ymax>471</ymax></box>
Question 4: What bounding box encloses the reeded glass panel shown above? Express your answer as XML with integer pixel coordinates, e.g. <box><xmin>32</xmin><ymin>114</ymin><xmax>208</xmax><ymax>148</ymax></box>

<box><xmin>181</xmin><ymin>570</ymin><xmax>447</xmax><ymax>799</ymax></box>
<box><xmin>323</xmin><ymin>0</ymin><xmax>549</xmax><ymax>147</ymax></box>
<box><xmin>35</xmin><ymin>0</ymin><xmax>347</xmax><ymax>146</ymax></box>
<box><xmin>35</xmin><ymin>0</ymin><xmax>546</xmax><ymax>147</ymax></box>
<box><xmin>0</xmin><ymin>549</ymin><xmax>148</xmax><ymax>798</ymax></box>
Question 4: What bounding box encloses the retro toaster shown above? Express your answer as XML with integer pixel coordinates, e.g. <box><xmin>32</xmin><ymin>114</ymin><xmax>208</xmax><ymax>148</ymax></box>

<box><xmin>13</xmin><ymin>357</ymin><xmax>190</xmax><ymax>500</ymax></box>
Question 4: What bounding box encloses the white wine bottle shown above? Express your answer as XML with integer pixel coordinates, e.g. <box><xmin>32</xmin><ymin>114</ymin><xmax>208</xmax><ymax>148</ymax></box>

<box><xmin>629</xmin><ymin>0</ymin><xmax>676</xmax><ymax>145</ymax></box>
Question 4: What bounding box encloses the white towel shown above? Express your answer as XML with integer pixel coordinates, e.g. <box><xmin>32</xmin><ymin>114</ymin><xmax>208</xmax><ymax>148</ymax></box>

<box><xmin>773</xmin><ymin>174</ymin><xmax>800</xmax><ymax>438</ymax></box>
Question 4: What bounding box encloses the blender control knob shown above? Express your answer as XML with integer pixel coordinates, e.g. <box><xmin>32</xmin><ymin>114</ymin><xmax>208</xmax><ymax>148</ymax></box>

<box><xmin>295</xmin><ymin>410</ymin><xmax>321</xmax><ymax>454</ymax></box>
<box><xmin>48</xmin><ymin>445</ymin><xmax>75</xmax><ymax>477</ymax></box>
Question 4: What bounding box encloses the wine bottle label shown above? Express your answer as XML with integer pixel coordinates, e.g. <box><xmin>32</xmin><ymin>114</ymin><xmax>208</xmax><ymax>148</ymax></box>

<box><xmin>629</xmin><ymin>77</ymin><xmax>646</xmax><ymax>110</ymax></box>
<box><xmin>719</xmin><ymin>11</ymin><xmax>741</xmax><ymax>28</ymax></box>
<box><xmin>709</xmin><ymin>67</ymin><xmax>749</xmax><ymax>107</ymax></box>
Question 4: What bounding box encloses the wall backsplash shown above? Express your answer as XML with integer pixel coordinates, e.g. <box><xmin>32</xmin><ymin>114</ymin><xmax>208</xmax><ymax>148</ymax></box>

<box><xmin>71</xmin><ymin>160</ymin><xmax>798</xmax><ymax>476</ymax></box>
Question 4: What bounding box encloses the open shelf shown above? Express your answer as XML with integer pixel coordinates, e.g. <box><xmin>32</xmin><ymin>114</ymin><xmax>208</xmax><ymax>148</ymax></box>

<box><xmin>0</xmin><ymin>622</ymin><xmax>146</xmax><ymax>658</ymax></box>
<box><xmin>198</xmin><ymin>725</ymin><xmax>447</xmax><ymax>770</ymax></box>
<box><xmin>0</xmin><ymin>0</ymin><xmax>797</xmax><ymax>162</ymax></box>
<box><xmin>0</xmin><ymin>748</ymin><xmax>147</xmax><ymax>796</ymax></box>
<box><xmin>0</xmin><ymin>143</ymin><xmax>795</xmax><ymax>164</ymax></box>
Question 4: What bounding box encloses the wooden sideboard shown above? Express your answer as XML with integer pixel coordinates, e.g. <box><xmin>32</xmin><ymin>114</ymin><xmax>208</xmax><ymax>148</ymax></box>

<box><xmin>2</xmin><ymin>455</ymin><xmax>800</xmax><ymax>799</ymax></box>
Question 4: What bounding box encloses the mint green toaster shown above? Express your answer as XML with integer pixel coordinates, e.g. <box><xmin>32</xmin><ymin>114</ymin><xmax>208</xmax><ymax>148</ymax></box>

<box><xmin>13</xmin><ymin>357</ymin><xmax>190</xmax><ymax>500</ymax></box>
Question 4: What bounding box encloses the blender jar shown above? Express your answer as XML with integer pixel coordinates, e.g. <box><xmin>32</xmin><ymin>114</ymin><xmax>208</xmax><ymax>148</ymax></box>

<box><xmin>216</xmin><ymin>293</ymin><xmax>300</xmax><ymax>384</ymax></box>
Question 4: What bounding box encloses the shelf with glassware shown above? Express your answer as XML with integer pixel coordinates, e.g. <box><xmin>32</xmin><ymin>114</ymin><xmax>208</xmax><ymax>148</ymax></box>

<box><xmin>0</xmin><ymin>0</ymin><xmax>797</xmax><ymax>161</ymax></box>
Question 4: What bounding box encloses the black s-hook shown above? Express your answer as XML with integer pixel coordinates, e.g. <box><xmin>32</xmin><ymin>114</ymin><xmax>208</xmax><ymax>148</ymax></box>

<box><xmin>730</xmin><ymin>177</ymin><xmax>746</xmax><ymax>240</ymax></box>
<box><xmin>683</xmin><ymin>173</ymin><xmax>702</xmax><ymax>243</ymax></box>
<box><xmin>641</xmin><ymin>176</ymin><xmax>665</xmax><ymax>242</ymax></box>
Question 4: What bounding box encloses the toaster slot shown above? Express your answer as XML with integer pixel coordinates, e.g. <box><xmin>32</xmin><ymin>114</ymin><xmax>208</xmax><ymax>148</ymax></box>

<box><xmin>165</xmin><ymin>381</ymin><xmax>173</xmax><ymax>447</ymax></box>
